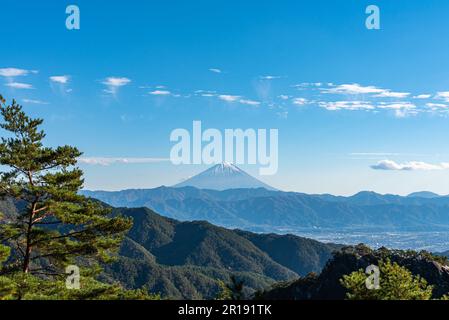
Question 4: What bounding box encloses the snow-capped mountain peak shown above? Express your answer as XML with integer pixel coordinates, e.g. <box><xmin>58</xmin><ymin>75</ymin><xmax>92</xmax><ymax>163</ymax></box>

<box><xmin>174</xmin><ymin>162</ymin><xmax>276</xmax><ymax>191</ymax></box>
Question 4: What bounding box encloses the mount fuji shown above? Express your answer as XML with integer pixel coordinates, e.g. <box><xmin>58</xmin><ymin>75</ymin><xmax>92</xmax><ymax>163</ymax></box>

<box><xmin>174</xmin><ymin>162</ymin><xmax>277</xmax><ymax>191</ymax></box>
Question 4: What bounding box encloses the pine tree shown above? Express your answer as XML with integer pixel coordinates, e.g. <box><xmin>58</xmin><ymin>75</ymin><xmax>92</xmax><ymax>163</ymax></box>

<box><xmin>215</xmin><ymin>276</ymin><xmax>246</xmax><ymax>300</ymax></box>
<box><xmin>340</xmin><ymin>259</ymin><xmax>434</xmax><ymax>300</ymax></box>
<box><xmin>0</xmin><ymin>95</ymin><xmax>132</xmax><ymax>280</ymax></box>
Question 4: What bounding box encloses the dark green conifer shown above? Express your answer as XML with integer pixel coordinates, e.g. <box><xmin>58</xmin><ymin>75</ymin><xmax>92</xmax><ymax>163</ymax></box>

<box><xmin>0</xmin><ymin>95</ymin><xmax>132</xmax><ymax>277</ymax></box>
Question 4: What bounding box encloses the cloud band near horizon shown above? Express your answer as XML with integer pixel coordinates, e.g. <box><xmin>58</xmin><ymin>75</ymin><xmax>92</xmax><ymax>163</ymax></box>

<box><xmin>371</xmin><ymin>159</ymin><xmax>449</xmax><ymax>171</ymax></box>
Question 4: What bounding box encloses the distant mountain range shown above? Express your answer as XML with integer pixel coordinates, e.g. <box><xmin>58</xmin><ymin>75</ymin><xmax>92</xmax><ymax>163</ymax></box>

<box><xmin>174</xmin><ymin>162</ymin><xmax>276</xmax><ymax>191</ymax></box>
<box><xmin>82</xmin><ymin>187</ymin><xmax>449</xmax><ymax>235</ymax></box>
<box><xmin>407</xmin><ymin>191</ymin><xmax>441</xmax><ymax>199</ymax></box>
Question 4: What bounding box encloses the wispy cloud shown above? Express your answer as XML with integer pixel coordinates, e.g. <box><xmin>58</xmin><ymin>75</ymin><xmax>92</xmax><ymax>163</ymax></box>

<box><xmin>22</xmin><ymin>98</ymin><xmax>49</xmax><ymax>105</ymax></box>
<box><xmin>435</xmin><ymin>91</ymin><xmax>449</xmax><ymax>102</ymax></box>
<box><xmin>102</xmin><ymin>77</ymin><xmax>131</xmax><ymax>95</ymax></box>
<box><xmin>260</xmin><ymin>75</ymin><xmax>282</xmax><ymax>80</ymax></box>
<box><xmin>50</xmin><ymin>75</ymin><xmax>70</xmax><ymax>84</ymax></box>
<box><xmin>374</xmin><ymin>91</ymin><xmax>410</xmax><ymax>98</ymax></box>
<box><xmin>215</xmin><ymin>94</ymin><xmax>261</xmax><ymax>106</ymax></box>
<box><xmin>209</xmin><ymin>68</ymin><xmax>222</xmax><ymax>74</ymax></box>
<box><xmin>378</xmin><ymin>102</ymin><xmax>417</xmax><ymax>117</ymax></box>
<box><xmin>0</xmin><ymin>68</ymin><xmax>36</xmax><ymax>77</ymax></box>
<box><xmin>371</xmin><ymin>159</ymin><xmax>449</xmax><ymax>171</ymax></box>
<box><xmin>218</xmin><ymin>94</ymin><xmax>240</xmax><ymax>102</ymax></box>
<box><xmin>323</xmin><ymin>83</ymin><xmax>409</xmax><ymax>98</ymax></box>
<box><xmin>414</xmin><ymin>94</ymin><xmax>431</xmax><ymax>99</ymax></box>
<box><xmin>239</xmin><ymin>99</ymin><xmax>261</xmax><ymax>106</ymax></box>
<box><xmin>318</xmin><ymin>101</ymin><xmax>375</xmax><ymax>111</ymax></box>
<box><xmin>5</xmin><ymin>82</ymin><xmax>34</xmax><ymax>89</ymax></box>
<box><xmin>323</xmin><ymin>83</ymin><xmax>383</xmax><ymax>95</ymax></box>
<box><xmin>78</xmin><ymin>157</ymin><xmax>170</xmax><ymax>166</ymax></box>
<box><xmin>426</xmin><ymin>103</ymin><xmax>447</xmax><ymax>109</ymax></box>
<box><xmin>149</xmin><ymin>90</ymin><xmax>171</xmax><ymax>96</ymax></box>
<box><xmin>292</xmin><ymin>98</ymin><xmax>308</xmax><ymax>106</ymax></box>
<box><xmin>293</xmin><ymin>82</ymin><xmax>324</xmax><ymax>88</ymax></box>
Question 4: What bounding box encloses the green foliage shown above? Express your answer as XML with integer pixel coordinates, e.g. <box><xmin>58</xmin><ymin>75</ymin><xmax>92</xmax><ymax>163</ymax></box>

<box><xmin>0</xmin><ymin>95</ymin><xmax>132</xmax><ymax>277</ymax></box>
<box><xmin>215</xmin><ymin>280</ymin><xmax>232</xmax><ymax>300</ymax></box>
<box><xmin>341</xmin><ymin>259</ymin><xmax>434</xmax><ymax>300</ymax></box>
<box><xmin>0</xmin><ymin>271</ymin><xmax>160</xmax><ymax>300</ymax></box>
<box><xmin>105</xmin><ymin>208</ymin><xmax>305</xmax><ymax>299</ymax></box>
<box><xmin>0</xmin><ymin>95</ymin><xmax>146</xmax><ymax>300</ymax></box>
<box><xmin>419</xmin><ymin>250</ymin><xmax>448</xmax><ymax>266</ymax></box>
<box><xmin>217</xmin><ymin>276</ymin><xmax>245</xmax><ymax>300</ymax></box>
<box><xmin>0</xmin><ymin>244</ymin><xmax>9</xmax><ymax>265</ymax></box>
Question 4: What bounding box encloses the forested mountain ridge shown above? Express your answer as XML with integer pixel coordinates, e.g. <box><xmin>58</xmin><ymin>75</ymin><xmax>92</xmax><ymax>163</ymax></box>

<box><xmin>106</xmin><ymin>206</ymin><xmax>341</xmax><ymax>299</ymax></box>
<box><xmin>259</xmin><ymin>245</ymin><xmax>449</xmax><ymax>300</ymax></box>
<box><xmin>1</xmin><ymin>199</ymin><xmax>341</xmax><ymax>299</ymax></box>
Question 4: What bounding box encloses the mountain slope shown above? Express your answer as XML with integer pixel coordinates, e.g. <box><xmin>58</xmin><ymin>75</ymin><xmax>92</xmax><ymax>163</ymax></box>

<box><xmin>259</xmin><ymin>245</ymin><xmax>449</xmax><ymax>300</ymax></box>
<box><xmin>174</xmin><ymin>162</ymin><xmax>276</xmax><ymax>191</ymax></box>
<box><xmin>0</xmin><ymin>198</ymin><xmax>340</xmax><ymax>299</ymax></box>
<box><xmin>102</xmin><ymin>237</ymin><xmax>277</xmax><ymax>299</ymax></box>
<box><xmin>106</xmin><ymin>206</ymin><xmax>340</xmax><ymax>299</ymax></box>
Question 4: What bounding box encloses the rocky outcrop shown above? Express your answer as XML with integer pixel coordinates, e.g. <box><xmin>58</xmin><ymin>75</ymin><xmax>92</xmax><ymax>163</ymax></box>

<box><xmin>259</xmin><ymin>245</ymin><xmax>449</xmax><ymax>300</ymax></box>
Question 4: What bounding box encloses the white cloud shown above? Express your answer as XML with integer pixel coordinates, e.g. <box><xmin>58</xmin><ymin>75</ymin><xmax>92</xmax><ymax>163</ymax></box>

<box><xmin>318</xmin><ymin>101</ymin><xmax>375</xmax><ymax>111</ymax></box>
<box><xmin>0</xmin><ymin>68</ymin><xmax>33</xmax><ymax>77</ymax></box>
<box><xmin>149</xmin><ymin>90</ymin><xmax>171</xmax><ymax>96</ymax></box>
<box><xmin>5</xmin><ymin>82</ymin><xmax>34</xmax><ymax>89</ymax></box>
<box><xmin>378</xmin><ymin>102</ymin><xmax>416</xmax><ymax>109</ymax></box>
<box><xmin>292</xmin><ymin>98</ymin><xmax>308</xmax><ymax>106</ymax></box>
<box><xmin>239</xmin><ymin>99</ymin><xmax>261</xmax><ymax>106</ymax></box>
<box><xmin>209</xmin><ymin>68</ymin><xmax>222</xmax><ymax>74</ymax></box>
<box><xmin>377</xmin><ymin>102</ymin><xmax>417</xmax><ymax>117</ymax></box>
<box><xmin>78</xmin><ymin>157</ymin><xmax>170</xmax><ymax>166</ymax></box>
<box><xmin>374</xmin><ymin>91</ymin><xmax>410</xmax><ymax>98</ymax></box>
<box><xmin>436</xmin><ymin>91</ymin><xmax>449</xmax><ymax>102</ymax></box>
<box><xmin>426</xmin><ymin>103</ymin><xmax>447</xmax><ymax>109</ymax></box>
<box><xmin>260</xmin><ymin>75</ymin><xmax>281</xmax><ymax>80</ymax></box>
<box><xmin>414</xmin><ymin>94</ymin><xmax>431</xmax><ymax>99</ymax></box>
<box><xmin>50</xmin><ymin>75</ymin><xmax>70</xmax><ymax>84</ymax></box>
<box><xmin>278</xmin><ymin>95</ymin><xmax>290</xmax><ymax>100</ymax></box>
<box><xmin>218</xmin><ymin>95</ymin><xmax>240</xmax><ymax>102</ymax></box>
<box><xmin>195</xmin><ymin>90</ymin><xmax>214</xmax><ymax>93</ymax></box>
<box><xmin>323</xmin><ymin>83</ymin><xmax>410</xmax><ymax>99</ymax></box>
<box><xmin>22</xmin><ymin>99</ymin><xmax>49</xmax><ymax>105</ymax></box>
<box><xmin>293</xmin><ymin>82</ymin><xmax>323</xmax><ymax>88</ymax></box>
<box><xmin>219</xmin><ymin>95</ymin><xmax>260</xmax><ymax>105</ymax></box>
<box><xmin>324</xmin><ymin>83</ymin><xmax>385</xmax><ymax>95</ymax></box>
<box><xmin>102</xmin><ymin>77</ymin><xmax>131</xmax><ymax>95</ymax></box>
<box><xmin>195</xmin><ymin>90</ymin><xmax>216</xmax><ymax>97</ymax></box>
<box><xmin>371</xmin><ymin>159</ymin><xmax>449</xmax><ymax>171</ymax></box>
<box><xmin>102</xmin><ymin>77</ymin><xmax>131</xmax><ymax>87</ymax></box>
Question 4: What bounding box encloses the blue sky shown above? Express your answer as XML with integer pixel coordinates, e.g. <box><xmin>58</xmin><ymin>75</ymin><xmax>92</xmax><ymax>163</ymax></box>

<box><xmin>2</xmin><ymin>0</ymin><xmax>449</xmax><ymax>195</ymax></box>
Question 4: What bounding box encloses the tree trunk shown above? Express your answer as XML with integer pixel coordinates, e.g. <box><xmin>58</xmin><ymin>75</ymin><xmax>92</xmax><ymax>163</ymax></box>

<box><xmin>23</xmin><ymin>201</ymin><xmax>37</xmax><ymax>273</ymax></box>
<box><xmin>22</xmin><ymin>246</ymin><xmax>31</xmax><ymax>273</ymax></box>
